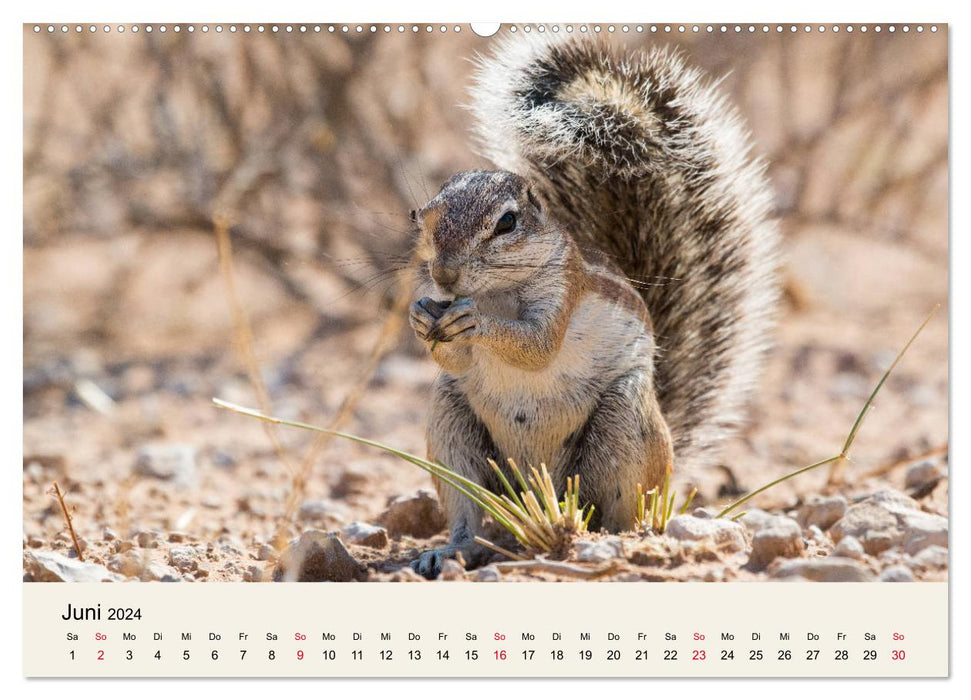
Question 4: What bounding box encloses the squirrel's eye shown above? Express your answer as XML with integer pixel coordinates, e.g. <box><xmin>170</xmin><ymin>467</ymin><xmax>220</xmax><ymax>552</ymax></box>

<box><xmin>409</xmin><ymin>209</ymin><xmax>418</xmax><ymax>223</ymax></box>
<box><xmin>494</xmin><ymin>211</ymin><xmax>517</xmax><ymax>235</ymax></box>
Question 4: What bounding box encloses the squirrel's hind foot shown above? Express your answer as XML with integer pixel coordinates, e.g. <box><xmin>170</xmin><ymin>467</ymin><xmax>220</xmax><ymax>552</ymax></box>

<box><xmin>409</xmin><ymin>538</ymin><xmax>489</xmax><ymax>579</ymax></box>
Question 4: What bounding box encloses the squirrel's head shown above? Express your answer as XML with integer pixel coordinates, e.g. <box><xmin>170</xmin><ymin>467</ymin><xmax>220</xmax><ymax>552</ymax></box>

<box><xmin>412</xmin><ymin>169</ymin><xmax>559</xmax><ymax>297</ymax></box>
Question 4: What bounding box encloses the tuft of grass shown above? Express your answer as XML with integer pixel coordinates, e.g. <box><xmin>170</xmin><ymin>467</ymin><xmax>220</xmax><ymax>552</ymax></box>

<box><xmin>481</xmin><ymin>458</ymin><xmax>594</xmax><ymax>554</ymax></box>
<box><xmin>212</xmin><ymin>399</ymin><xmax>592</xmax><ymax>556</ymax></box>
<box><xmin>635</xmin><ymin>473</ymin><xmax>697</xmax><ymax>533</ymax></box>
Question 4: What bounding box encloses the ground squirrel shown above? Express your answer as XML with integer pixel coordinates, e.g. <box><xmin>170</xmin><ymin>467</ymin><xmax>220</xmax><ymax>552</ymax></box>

<box><xmin>407</xmin><ymin>34</ymin><xmax>779</xmax><ymax>577</ymax></box>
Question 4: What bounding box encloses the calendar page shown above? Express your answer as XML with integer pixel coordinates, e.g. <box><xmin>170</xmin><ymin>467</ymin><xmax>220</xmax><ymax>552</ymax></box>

<box><xmin>21</xmin><ymin>20</ymin><xmax>948</xmax><ymax>680</ymax></box>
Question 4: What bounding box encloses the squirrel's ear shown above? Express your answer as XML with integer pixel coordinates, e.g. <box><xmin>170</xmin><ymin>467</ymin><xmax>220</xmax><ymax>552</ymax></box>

<box><xmin>527</xmin><ymin>188</ymin><xmax>543</xmax><ymax>214</ymax></box>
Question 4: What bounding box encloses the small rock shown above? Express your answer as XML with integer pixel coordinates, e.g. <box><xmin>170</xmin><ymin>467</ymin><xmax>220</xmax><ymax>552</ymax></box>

<box><xmin>665</xmin><ymin>515</ymin><xmax>748</xmax><ymax>552</ymax></box>
<box><xmin>168</xmin><ymin>545</ymin><xmax>202</xmax><ymax>573</ymax></box>
<box><xmin>134</xmin><ymin>530</ymin><xmax>161</xmax><ymax>549</ymax></box>
<box><xmin>575</xmin><ymin>537</ymin><xmax>624</xmax><ymax>563</ymax></box>
<box><xmin>879</xmin><ymin>565</ymin><xmax>914</xmax><ymax>582</ymax></box>
<box><xmin>113</xmin><ymin>540</ymin><xmax>134</xmax><ymax>554</ymax></box>
<box><xmin>797</xmin><ymin>496</ymin><xmax>847</xmax><ymax>531</ymax></box>
<box><xmin>474</xmin><ymin>565</ymin><xmax>502</xmax><ymax>582</ymax></box>
<box><xmin>390</xmin><ymin>567</ymin><xmax>425</xmax><ymax>582</ymax></box>
<box><xmin>107</xmin><ymin>552</ymin><xmax>144</xmax><ymax>577</ymax></box>
<box><xmin>770</xmin><ymin>557</ymin><xmax>874</xmax><ymax>582</ymax></box>
<box><xmin>378</xmin><ymin>490</ymin><xmax>446</xmax><ymax>539</ymax></box>
<box><xmin>439</xmin><ymin>559</ymin><xmax>467</xmax><ymax>581</ymax></box>
<box><xmin>879</xmin><ymin>548</ymin><xmax>905</xmax><ymax>566</ymax></box>
<box><xmin>298</xmin><ymin>499</ymin><xmax>347</xmax><ymax>527</ymax></box>
<box><xmin>830</xmin><ymin>489</ymin><xmax>947</xmax><ymax>555</ymax></box>
<box><xmin>831</xmin><ymin>536</ymin><xmax>865</xmax><ymax>560</ymax></box>
<box><xmin>143</xmin><ymin>562</ymin><xmax>181</xmax><ymax>582</ymax></box>
<box><xmin>133</xmin><ymin>444</ymin><xmax>197</xmax><ymax>487</ymax></box>
<box><xmin>748</xmin><ymin>518</ymin><xmax>804</xmax><ymax>569</ymax></box>
<box><xmin>807</xmin><ymin>525</ymin><xmax>828</xmax><ymax>544</ymax></box>
<box><xmin>737</xmin><ymin>509</ymin><xmax>777</xmax><ymax>533</ymax></box>
<box><xmin>257</xmin><ymin>544</ymin><xmax>277</xmax><ymax>561</ymax></box>
<box><xmin>243</xmin><ymin>564</ymin><xmax>264</xmax><ymax>582</ymax></box>
<box><xmin>24</xmin><ymin>551</ymin><xmax>122</xmax><ymax>582</ymax></box>
<box><xmin>102</xmin><ymin>527</ymin><xmax>118</xmax><ymax>542</ymax></box>
<box><xmin>331</xmin><ymin>467</ymin><xmax>371</xmax><ymax>498</ymax></box>
<box><xmin>908</xmin><ymin>545</ymin><xmax>948</xmax><ymax>570</ymax></box>
<box><xmin>274</xmin><ymin>530</ymin><xmax>368</xmax><ymax>582</ymax></box>
<box><xmin>691</xmin><ymin>507</ymin><xmax>717</xmax><ymax>519</ymax></box>
<box><xmin>26</xmin><ymin>535</ymin><xmax>44</xmax><ymax>548</ymax></box>
<box><xmin>905</xmin><ymin>460</ymin><xmax>942</xmax><ymax>494</ymax></box>
<box><xmin>342</xmin><ymin>522</ymin><xmax>389</xmax><ymax>549</ymax></box>
<box><xmin>168</xmin><ymin>532</ymin><xmax>188</xmax><ymax>543</ymax></box>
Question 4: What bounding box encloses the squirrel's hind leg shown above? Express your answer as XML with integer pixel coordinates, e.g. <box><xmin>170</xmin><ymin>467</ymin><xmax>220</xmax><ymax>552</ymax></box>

<box><xmin>411</xmin><ymin>376</ymin><xmax>499</xmax><ymax>579</ymax></box>
<box><xmin>565</xmin><ymin>369</ymin><xmax>674</xmax><ymax>533</ymax></box>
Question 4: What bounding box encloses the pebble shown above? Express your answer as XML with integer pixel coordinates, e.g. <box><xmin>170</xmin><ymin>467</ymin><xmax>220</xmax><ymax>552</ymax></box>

<box><xmin>341</xmin><ymin>522</ymin><xmax>389</xmax><ymax>549</ymax></box>
<box><xmin>331</xmin><ymin>467</ymin><xmax>371</xmax><ymax>498</ymax></box>
<box><xmin>748</xmin><ymin>518</ymin><xmax>805</xmax><ymax>569</ymax></box>
<box><xmin>904</xmin><ymin>460</ymin><xmax>942</xmax><ymax>493</ymax></box>
<box><xmin>665</xmin><ymin>515</ymin><xmax>748</xmax><ymax>553</ymax></box>
<box><xmin>807</xmin><ymin>525</ymin><xmax>829</xmax><ymax>544</ymax></box>
<box><xmin>439</xmin><ymin>559</ymin><xmax>467</xmax><ymax>581</ymax></box>
<box><xmin>879</xmin><ymin>565</ymin><xmax>914</xmax><ymax>582</ymax></box>
<box><xmin>107</xmin><ymin>552</ymin><xmax>144</xmax><ymax>577</ymax></box>
<box><xmin>379</xmin><ymin>490</ymin><xmax>446</xmax><ymax>539</ymax></box>
<box><xmin>830</xmin><ymin>489</ymin><xmax>947</xmax><ymax>555</ymax></box>
<box><xmin>143</xmin><ymin>561</ymin><xmax>181</xmax><ymax>582</ymax></box>
<box><xmin>770</xmin><ymin>557</ymin><xmax>874</xmax><ymax>582</ymax></box>
<box><xmin>797</xmin><ymin>496</ymin><xmax>847</xmax><ymax>531</ymax></box>
<box><xmin>133</xmin><ymin>444</ymin><xmax>198</xmax><ymax>487</ymax></box>
<box><xmin>274</xmin><ymin>530</ymin><xmax>368</xmax><ymax>582</ymax></box>
<box><xmin>908</xmin><ymin>545</ymin><xmax>948</xmax><ymax>570</ymax></box>
<box><xmin>737</xmin><ymin>509</ymin><xmax>776</xmax><ymax>533</ymax></box>
<box><xmin>474</xmin><ymin>565</ymin><xmax>502</xmax><ymax>582</ymax></box>
<box><xmin>102</xmin><ymin>527</ymin><xmax>118</xmax><ymax>542</ymax></box>
<box><xmin>257</xmin><ymin>544</ymin><xmax>278</xmax><ymax>561</ymax></box>
<box><xmin>24</xmin><ymin>551</ymin><xmax>122</xmax><ymax>582</ymax></box>
<box><xmin>831</xmin><ymin>536</ymin><xmax>865</xmax><ymax>560</ymax></box>
<box><xmin>134</xmin><ymin>530</ymin><xmax>161</xmax><ymax>549</ymax></box>
<box><xmin>243</xmin><ymin>564</ymin><xmax>264</xmax><ymax>582</ymax></box>
<box><xmin>168</xmin><ymin>545</ymin><xmax>203</xmax><ymax>573</ymax></box>
<box><xmin>575</xmin><ymin>537</ymin><xmax>624</xmax><ymax>563</ymax></box>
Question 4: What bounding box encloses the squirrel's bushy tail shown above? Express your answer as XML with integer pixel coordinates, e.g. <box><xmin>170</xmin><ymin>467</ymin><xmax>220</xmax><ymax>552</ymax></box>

<box><xmin>470</xmin><ymin>34</ymin><xmax>780</xmax><ymax>477</ymax></box>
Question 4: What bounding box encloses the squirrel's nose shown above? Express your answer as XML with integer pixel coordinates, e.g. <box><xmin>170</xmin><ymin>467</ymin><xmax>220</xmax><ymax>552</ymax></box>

<box><xmin>431</xmin><ymin>262</ymin><xmax>460</xmax><ymax>289</ymax></box>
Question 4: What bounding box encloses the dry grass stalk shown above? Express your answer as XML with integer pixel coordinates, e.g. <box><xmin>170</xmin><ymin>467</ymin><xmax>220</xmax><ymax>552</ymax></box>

<box><xmin>282</xmin><ymin>261</ymin><xmax>416</xmax><ymax>523</ymax></box>
<box><xmin>49</xmin><ymin>481</ymin><xmax>84</xmax><ymax>561</ymax></box>
<box><xmin>492</xmin><ymin>558</ymin><xmax>620</xmax><ymax>580</ymax></box>
<box><xmin>214</xmin><ymin>216</ymin><xmax>298</xmax><ymax>478</ymax></box>
<box><xmin>214</xmin><ymin>214</ymin><xmax>417</xmax><ymax>545</ymax></box>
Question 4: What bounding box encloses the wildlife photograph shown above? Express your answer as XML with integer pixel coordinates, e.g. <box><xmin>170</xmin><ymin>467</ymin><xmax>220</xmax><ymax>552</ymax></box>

<box><xmin>23</xmin><ymin>23</ymin><xmax>948</xmax><ymax>583</ymax></box>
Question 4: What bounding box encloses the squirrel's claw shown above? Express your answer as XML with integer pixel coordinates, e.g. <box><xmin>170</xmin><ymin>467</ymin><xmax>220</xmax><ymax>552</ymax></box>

<box><xmin>432</xmin><ymin>298</ymin><xmax>479</xmax><ymax>343</ymax></box>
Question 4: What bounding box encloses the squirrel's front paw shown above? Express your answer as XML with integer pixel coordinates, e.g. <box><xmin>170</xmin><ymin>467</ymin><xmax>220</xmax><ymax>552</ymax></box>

<box><xmin>429</xmin><ymin>297</ymin><xmax>479</xmax><ymax>343</ymax></box>
<box><xmin>409</xmin><ymin>297</ymin><xmax>450</xmax><ymax>342</ymax></box>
